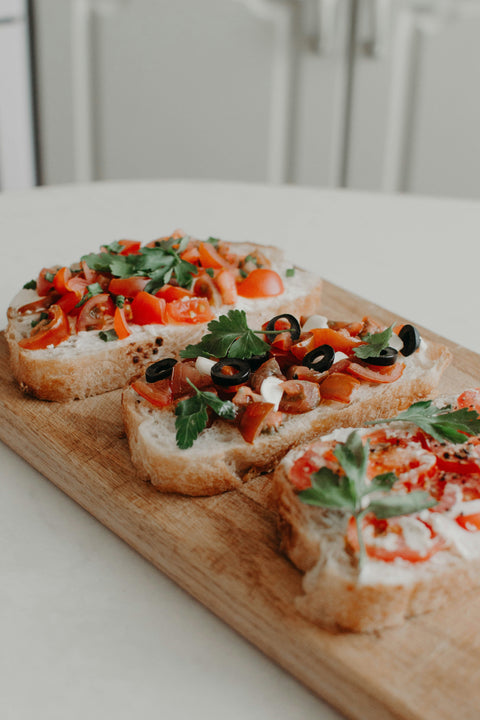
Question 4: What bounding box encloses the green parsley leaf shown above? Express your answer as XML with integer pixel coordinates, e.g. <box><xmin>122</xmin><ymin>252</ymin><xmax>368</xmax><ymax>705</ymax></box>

<box><xmin>370</xmin><ymin>400</ymin><xmax>480</xmax><ymax>444</ymax></box>
<box><xmin>205</xmin><ymin>267</ymin><xmax>214</xmax><ymax>278</ymax></box>
<box><xmin>104</xmin><ymin>240</ymin><xmax>123</xmax><ymax>253</ymax></box>
<box><xmin>174</xmin><ymin>380</ymin><xmax>236</xmax><ymax>449</ymax></box>
<box><xmin>286</xmin><ymin>268</ymin><xmax>295</xmax><ymax>277</ymax></box>
<box><xmin>99</xmin><ymin>329</ymin><xmax>119</xmax><ymax>342</ymax></box>
<box><xmin>180</xmin><ymin>310</ymin><xmax>271</xmax><ymax>360</ymax></box>
<box><xmin>206</xmin><ymin>236</ymin><xmax>220</xmax><ymax>247</ymax></box>
<box><xmin>298</xmin><ymin>430</ymin><xmax>437</xmax><ymax>569</ymax></box>
<box><xmin>23</xmin><ymin>279</ymin><xmax>37</xmax><ymax>290</ymax></box>
<box><xmin>353</xmin><ymin>324</ymin><xmax>394</xmax><ymax>360</ymax></box>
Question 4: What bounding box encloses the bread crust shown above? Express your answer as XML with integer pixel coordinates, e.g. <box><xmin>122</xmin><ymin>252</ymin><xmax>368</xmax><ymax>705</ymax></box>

<box><xmin>6</xmin><ymin>242</ymin><xmax>322</xmax><ymax>401</ymax></box>
<box><xmin>122</xmin><ymin>339</ymin><xmax>451</xmax><ymax>497</ymax></box>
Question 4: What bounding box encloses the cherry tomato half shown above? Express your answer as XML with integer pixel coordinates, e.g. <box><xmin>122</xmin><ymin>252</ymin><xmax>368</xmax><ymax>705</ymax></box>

<box><xmin>237</xmin><ymin>269</ymin><xmax>284</xmax><ymax>298</ymax></box>
<box><xmin>131</xmin><ymin>291</ymin><xmax>167</xmax><ymax>325</ymax></box>
<box><xmin>109</xmin><ymin>276</ymin><xmax>150</xmax><ymax>298</ymax></box>
<box><xmin>76</xmin><ymin>293</ymin><xmax>115</xmax><ymax>332</ymax></box>
<box><xmin>165</xmin><ymin>297</ymin><xmax>215</xmax><ymax>324</ymax></box>
<box><xmin>18</xmin><ymin>305</ymin><xmax>70</xmax><ymax>350</ymax></box>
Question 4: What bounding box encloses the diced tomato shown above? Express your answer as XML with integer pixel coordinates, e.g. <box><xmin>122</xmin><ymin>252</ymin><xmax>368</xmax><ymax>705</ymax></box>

<box><xmin>76</xmin><ymin>293</ymin><xmax>115</xmax><ymax>332</ymax></box>
<box><xmin>289</xmin><ymin>440</ymin><xmax>338</xmax><ymax>490</ymax></box>
<box><xmin>165</xmin><ymin>297</ymin><xmax>214</xmax><ymax>324</ymax></box>
<box><xmin>118</xmin><ymin>239</ymin><xmax>141</xmax><ymax>255</ymax></box>
<box><xmin>36</xmin><ymin>268</ymin><xmax>57</xmax><ymax>297</ymax></box>
<box><xmin>237</xmin><ymin>269</ymin><xmax>284</xmax><ymax>298</ymax></box>
<box><xmin>131</xmin><ymin>291</ymin><xmax>166</xmax><ymax>325</ymax></box>
<box><xmin>345</xmin><ymin>360</ymin><xmax>405</xmax><ymax>384</ymax></box>
<box><xmin>456</xmin><ymin>513</ymin><xmax>480</xmax><ymax>532</ymax></box>
<box><xmin>57</xmin><ymin>290</ymin><xmax>81</xmax><ymax>315</ymax></box>
<box><xmin>193</xmin><ymin>273</ymin><xmax>222</xmax><ymax>307</ymax></box>
<box><xmin>155</xmin><ymin>284</ymin><xmax>193</xmax><ymax>302</ymax></box>
<box><xmin>239</xmin><ymin>402</ymin><xmax>276</xmax><ymax>443</ymax></box>
<box><xmin>346</xmin><ymin>515</ymin><xmax>443</xmax><ymax>563</ymax></box>
<box><xmin>113</xmin><ymin>306</ymin><xmax>131</xmax><ymax>339</ymax></box>
<box><xmin>18</xmin><ymin>305</ymin><xmax>70</xmax><ymax>350</ymax></box>
<box><xmin>366</xmin><ymin>433</ymin><xmax>437</xmax><ymax>485</ymax></box>
<box><xmin>198</xmin><ymin>241</ymin><xmax>230</xmax><ymax>269</ymax></box>
<box><xmin>180</xmin><ymin>245</ymin><xmax>201</xmax><ymax>264</ymax></box>
<box><xmin>53</xmin><ymin>267</ymin><xmax>87</xmax><ymax>297</ymax></box>
<box><xmin>214</xmin><ymin>269</ymin><xmax>238</xmax><ymax>305</ymax></box>
<box><xmin>109</xmin><ymin>276</ymin><xmax>150</xmax><ymax>298</ymax></box>
<box><xmin>457</xmin><ymin>388</ymin><xmax>480</xmax><ymax>413</ymax></box>
<box><xmin>320</xmin><ymin>372</ymin><xmax>361</xmax><ymax>403</ymax></box>
<box><xmin>17</xmin><ymin>295</ymin><xmax>58</xmax><ymax>315</ymax></box>
<box><xmin>131</xmin><ymin>377</ymin><xmax>173</xmax><ymax>407</ymax></box>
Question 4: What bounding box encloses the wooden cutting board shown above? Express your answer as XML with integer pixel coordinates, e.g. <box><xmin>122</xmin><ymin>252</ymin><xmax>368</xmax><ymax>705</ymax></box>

<box><xmin>2</xmin><ymin>280</ymin><xmax>480</xmax><ymax>720</ymax></box>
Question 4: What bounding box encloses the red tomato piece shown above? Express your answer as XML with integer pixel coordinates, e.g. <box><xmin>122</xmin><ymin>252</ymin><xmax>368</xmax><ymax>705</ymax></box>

<box><xmin>131</xmin><ymin>377</ymin><xmax>173</xmax><ymax>407</ymax></box>
<box><xmin>214</xmin><ymin>269</ymin><xmax>238</xmax><ymax>305</ymax></box>
<box><xmin>198</xmin><ymin>241</ymin><xmax>230</xmax><ymax>269</ymax></box>
<box><xmin>165</xmin><ymin>298</ymin><xmax>214</xmax><ymax>325</ymax></box>
<box><xmin>18</xmin><ymin>305</ymin><xmax>70</xmax><ymax>350</ymax></box>
<box><xmin>56</xmin><ymin>290</ymin><xmax>81</xmax><ymax>315</ymax></box>
<box><xmin>239</xmin><ymin>402</ymin><xmax>276</xmax><ymax>443</ymax></box>
<box><xmin>320</xmin><ymin>372</ymin><xmax>361</xmax><ymax>403</ymax></box>
<box><xmin>109</xmin><ymin>276</ymin><xmax>150</xmax><ymax>298</ymax></box>
<box><xmin>456</xmin><ymin>513</ymin><xmax>480</xmax><ymax>532</ymax></box>
<box><xmin>346</xmin><ymin>515</ymin><xmax>443</xmax><ymax>563</ymax></box>
<box><xmin>36</xmin><ymin>268</ymin><xmax>57</xmax><ymax>297</ymax></box>
<box><xmin>457</xmin><ymin>388</ymin><xmax>480</xmax><ymax>413</ymax></box>
<box><xmin>131</xmin><ymin>291</ymin><xmax>167</xmax><ymax>325</ymax></box>
<box><xmin>345</xmin><ymin>360</ymin><xmax>405</xmax><ymax>384</ymax></box>
<box><xmin>76</xmin><ymin>293</ymin><xmax>115</xmax><ymax>332</ymax></box>
<box><xmin>114</xmin><ymin>306</ymin><xmax>131</xmax><ymax>339</ymax></box>
<box><xmin>237</xmin><ymin>269</ymin><xmax>284</xmax><ymax>298</ymax></box>
<box><xmin>155</xmin><ymin>284</ymin><xmax>194</xmax><ymax>302</ymax></box>
<box><xmin>118</xmin><ymin>239</ymin><xmax>141</xmax><ymax>255</ymax></box>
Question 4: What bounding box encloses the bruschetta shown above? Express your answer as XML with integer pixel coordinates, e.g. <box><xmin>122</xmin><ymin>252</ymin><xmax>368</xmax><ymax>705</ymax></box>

<box><xmin>122</xmin><ymin>310</ymin><xmax>451</xmax><ymax>496</ymax></box>
<box><xmin>274</xmin><ymin>389</ymin><xmax>480</xmax><ymax>632</ymax></box>
<box><xmin>5</xmin><ymin>231</ymin><xmax>322</xmax><ymax>400</ymax></box>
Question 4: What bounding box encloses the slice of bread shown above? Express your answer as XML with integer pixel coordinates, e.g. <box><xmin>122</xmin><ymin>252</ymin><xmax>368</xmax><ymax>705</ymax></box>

<box><xmin>273</xmin><ymin>392</ymin><xmax>480</xmax><ymax>633</ymax></box>
<box><xmin>122</xmin><ymin>324</ymin><xmax>451</xmax><ymax>497</ymax></box>
<box><xmin>6</xmin><ymin>241</ymin><xmax>322</xmax><ymax>401</ymax></box>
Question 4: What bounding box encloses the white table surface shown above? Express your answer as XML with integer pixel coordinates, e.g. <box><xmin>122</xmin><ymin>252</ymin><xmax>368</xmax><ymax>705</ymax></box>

<box><xmin>1</xmin><ymin>179</ymin><xmax>480</xmax><ymax>720</ymax></box>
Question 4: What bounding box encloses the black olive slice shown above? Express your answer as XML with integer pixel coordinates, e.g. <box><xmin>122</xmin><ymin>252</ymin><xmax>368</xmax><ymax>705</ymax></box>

<box><xmin>302</xmin><ymin>344</ymin><xmax>335</xmax><ymax>372</ymax></box>
<box><xmin>211</xmin><ymin>358</ymin><xmax>251</xmax><ymax>387</ymax></box>
<box><xmin>264</xmin><ymin>314</ymin><xmax>301</xmax><ymax>342</ymax></box>
<box><xmin>398</xmin><ymin>324</ymin><xmax>421</xmax><ymax>356</ymax></box>
<box><xmin>364</xmin><ymin>347</ymin><xmax>398</xmax><ymax>366</ymax></box>
<box><xmin>145</xmin><ymin>357</ymin><xmax>177</xmax><ymax>383</ymax></box>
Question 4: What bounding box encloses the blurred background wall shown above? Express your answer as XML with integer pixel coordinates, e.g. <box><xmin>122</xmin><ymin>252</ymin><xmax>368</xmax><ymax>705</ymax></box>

<box><xmin>2</xmin><ymin>0</ymin><xmax>480</xmax><ymax>198</ymax></box>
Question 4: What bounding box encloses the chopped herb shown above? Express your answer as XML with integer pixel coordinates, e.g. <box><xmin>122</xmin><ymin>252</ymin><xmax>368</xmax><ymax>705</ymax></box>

<box><xmin>354</xmin><ymin>324</ymin><xmax>394</xmax><ymax>360</ymax></box>
<box><xmin>175</xmin><ymin>379</ymin><xmax>236</xmax><ymax>449</ymax></box>
<box><xmin>104</xmin><ymin>240</ymin><xmax>123</xmax><ymax>253</ymax></box>
<box><xmin>298</xmin><ymin>431</ymin><xmax>437</xmax><ymax>569</ymax></box>
<box><xmin>44</xmin><ymin>271</ymin><xmax>55</xmax><ymax>283</ymax></box>
<box><xmin>286</xmin><ymin>268</ymin><xmax>295</xmax><ymax>277</ymax></box>
<box><xmin>23</xmin><ymin>279</ymin><xmax>37</xmax><ymax>290</ymax></box>
<box><xmin>75</xmin><ymin>282</ymin><xmax>104</xmax><ymax>308</ymax></box>
<box><xmin>115</xmin><ymin>295</ymin><xmax>126</xmax><ymax>308</ymax></box>
<box><xmin>369</xmin><ymin>400</ymin><xmax>480</xmax><ymax>444</ymax></box>
<box><xmin>99</xmin><ymin>329</ymin><xmax>118</xmax><ymax>342</ymax></box>
<box><xmin>244</xmin><ymin>254</ymin><xmax>258</xmax><ymax>265</ymax></box>
<box><xmin>205</xmin><ymin>268</ymin><xmax>214</xmax><ymax>278</ymax></box>
<box><xmin>180</xmin><ymin>310</ymin><xmax>271</xmax><ymax>360</ymax></box>
<box><xmin>239</xmin><ymin>269</ymin><xmax>248</xmax><ymax>279</ymax></box>
<box><xmin>206</xmin><ymin>236</ymin><xmax>220</xmax><ymax>247</ymax></box>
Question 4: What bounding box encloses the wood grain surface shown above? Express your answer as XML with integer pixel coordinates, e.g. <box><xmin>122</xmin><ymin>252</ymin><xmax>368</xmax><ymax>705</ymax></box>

<box><xmin>2</xmin><ymin>281</ymin><xmax>480</xmax><ymax>720</ymax></box>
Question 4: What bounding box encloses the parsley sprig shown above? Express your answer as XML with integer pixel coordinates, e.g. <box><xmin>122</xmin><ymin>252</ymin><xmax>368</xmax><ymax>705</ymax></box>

<box><xmin>180</xmin><ymin>310</ymin><xmax>272</xmax><ymax>360</ymax></box>
<box><xmin>175</xmin><ymin>379</ymin><xmax>236</xmax><ymax>449</ymax></box>
<box><xmin>370</xmin><ymin>400</ymin><xmax>480</xmax><ymax>444</ymax></box>
<box><xmin>353</xmin><ymin>324</ymin><xmax>394</xmax><ymax>360</ymax></box>
<box><xmin>81</xmin><ymin>235</ymin><xmax>198</xmax><ymax>290</ymax></box>
<box><xmin>298</xmin><ymin>431</ymin><xmax>436</xmax><ymax>569</ymax></box>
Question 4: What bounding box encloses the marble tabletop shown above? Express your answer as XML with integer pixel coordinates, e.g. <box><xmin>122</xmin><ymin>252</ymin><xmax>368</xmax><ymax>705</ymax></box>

<box><xmin>2</xmin><ymin>180</ymin><xmax>480</xmax><ymax>720</ymax></box>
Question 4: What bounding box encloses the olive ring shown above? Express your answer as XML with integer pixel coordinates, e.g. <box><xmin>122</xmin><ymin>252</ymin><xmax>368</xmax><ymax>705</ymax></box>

<box><xmin>364</xmin><ymin>347</ymin><xmax>398</xmax><ymax>367</ymax></box>
<box><xmin>211</xmin><ymin>358</ymin><xmax>251</xmax><ymax>387</ymax></box>
<box><xmin>264</xmin><ymin>314</ymin><xmax>301</xmax><ymax>343</ymax></box>
<box><xmin>145</xmin><ymin>357</ymin><xmax>178</xmax><ymax>383</ymax></box>
<box><xmin>398</xmin><ymin>324</ymin><xmax>421</xmax><ymax>357</ymax></box>
<box><xmin>302</xmin><ymin>344</ymin><xmax>335</xmax><ymax>373</ymax></box>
